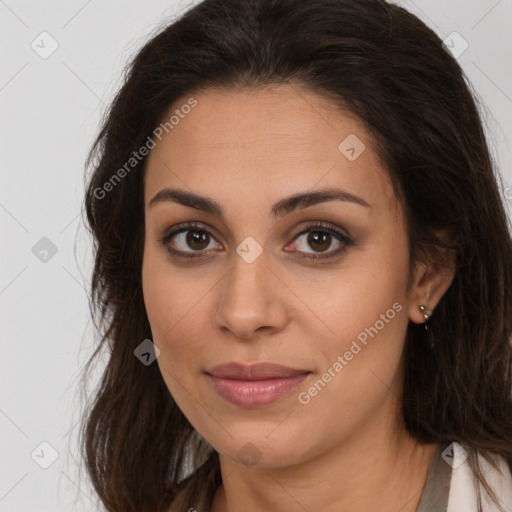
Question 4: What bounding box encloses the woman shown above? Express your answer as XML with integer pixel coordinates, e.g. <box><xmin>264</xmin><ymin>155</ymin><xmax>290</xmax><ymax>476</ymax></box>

<box><xmin>80</xmin><ymin>0</ymin><xmax>512</xmax><ymax>511</ymax></box>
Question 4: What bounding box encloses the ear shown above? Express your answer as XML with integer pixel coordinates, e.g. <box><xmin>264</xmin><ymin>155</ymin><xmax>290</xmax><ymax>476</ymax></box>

<box><xmin>408</xmin><ymin>228</ymin><xmax>456</xmax><ymax>325</ymax></box>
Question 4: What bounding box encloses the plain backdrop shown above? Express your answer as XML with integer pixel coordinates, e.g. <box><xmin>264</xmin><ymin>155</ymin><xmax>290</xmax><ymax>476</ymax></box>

<box><xmin>1</xmin><ymin>0</ymin><xmax>511</xmax><ymax>510</ymax></box>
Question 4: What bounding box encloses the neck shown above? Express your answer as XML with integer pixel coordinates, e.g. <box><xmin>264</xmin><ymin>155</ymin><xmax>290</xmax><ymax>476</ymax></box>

<box><xmin>210</xmin><ymin>418</ymin><xmax>437</xmax><ymax>512</ymax></box>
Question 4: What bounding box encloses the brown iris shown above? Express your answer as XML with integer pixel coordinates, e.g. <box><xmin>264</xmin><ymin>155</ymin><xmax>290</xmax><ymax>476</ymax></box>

<box><xmin>308</xmin><ymin>231</ymin><xmax>331</xmax><ymax>252</ymax></box>
<box><xmin>186</xmin><ymin>230</ymin><xmax>210</xmax><ymax>250</ymax></box>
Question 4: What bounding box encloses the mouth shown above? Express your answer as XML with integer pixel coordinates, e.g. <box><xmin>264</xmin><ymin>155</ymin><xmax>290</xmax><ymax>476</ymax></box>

<box><xmin>205</xmin><ymin>361</ymin><xmax>312</xmax><ymax>408</ymax></box>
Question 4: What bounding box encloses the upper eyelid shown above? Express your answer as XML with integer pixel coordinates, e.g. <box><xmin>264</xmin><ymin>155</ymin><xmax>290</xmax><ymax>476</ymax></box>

<box><xmin>165</xmin><ymin>220</ymin><xmax>346</xmax><ymax>236</ymax></box>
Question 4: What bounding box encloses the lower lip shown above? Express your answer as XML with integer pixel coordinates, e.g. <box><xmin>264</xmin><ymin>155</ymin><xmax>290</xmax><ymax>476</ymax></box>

<box><xmin>208</xmin><ymin>373</ymin><xmax>310</xmax><ymax>408</ymax></box>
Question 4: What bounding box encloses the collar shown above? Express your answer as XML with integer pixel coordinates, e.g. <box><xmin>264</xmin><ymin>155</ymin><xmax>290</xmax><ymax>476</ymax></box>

<box><xmin>416</xmin><ymin>442</ymin><xmax>452</xmax><ymax>512</ymax></box>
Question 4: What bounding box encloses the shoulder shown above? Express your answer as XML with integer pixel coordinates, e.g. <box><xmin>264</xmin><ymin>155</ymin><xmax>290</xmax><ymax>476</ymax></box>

<box><xmin>447</xmin><ymin>444</ymin><xmax>512</xmax><ymax>512</ymax></box>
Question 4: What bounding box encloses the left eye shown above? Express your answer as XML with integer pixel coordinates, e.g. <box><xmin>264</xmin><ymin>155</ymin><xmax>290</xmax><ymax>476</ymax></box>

<box><xmin>158</xmin><ymin>221</ymin><xmax>353</xmax><ymax>261</ymax></box>
<box><xmin>290</xmin><ymin>230</ymin><xmax>341</xmax><ymax>254</ymax></box>
<box><xmin>284</xmin><ymin>222</ymin><xmax>353</xmax><ymax>260</ymax></box>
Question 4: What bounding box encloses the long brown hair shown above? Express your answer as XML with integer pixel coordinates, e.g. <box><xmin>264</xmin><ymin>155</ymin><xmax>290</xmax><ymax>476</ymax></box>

<box><xmin>80</xmin><ymin>0</ymin><xmax>512</xmax><ymax>510</ymax></box>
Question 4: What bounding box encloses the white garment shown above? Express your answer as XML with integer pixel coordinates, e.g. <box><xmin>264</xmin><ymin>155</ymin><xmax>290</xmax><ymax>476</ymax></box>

<box><xmin>447</xmin><ymin>450</ymin><xmax>512</xmax><ymax>511</ymax></box>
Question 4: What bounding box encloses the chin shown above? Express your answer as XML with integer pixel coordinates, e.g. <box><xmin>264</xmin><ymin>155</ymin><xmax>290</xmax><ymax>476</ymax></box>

<box><xmin>213</xmin><ymin>429</ymin><xmax>311</xmax><ymax>469</ymax></box>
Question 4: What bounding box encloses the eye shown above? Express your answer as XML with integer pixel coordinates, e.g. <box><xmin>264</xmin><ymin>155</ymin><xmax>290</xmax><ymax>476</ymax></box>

<box><xmin>284</xmin><ymin>221</ymin><xmax>354</xmax><ymax>261</ymax></box>
<box><xmin>157</xmin><ymin>222</ymin><xmax>222</xmax><ymax>260</ymax></box>
<box><xmin>157</xmin><ymin>221</ymin><xmax>354</xmax><ymax>261</ymax></box>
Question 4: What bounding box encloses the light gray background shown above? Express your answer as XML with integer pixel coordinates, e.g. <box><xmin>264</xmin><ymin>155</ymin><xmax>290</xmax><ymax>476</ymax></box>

<box><xmin>1</xmin><ymin>1</ymin><xmax>511</xmax><ymax>510</ymax></box>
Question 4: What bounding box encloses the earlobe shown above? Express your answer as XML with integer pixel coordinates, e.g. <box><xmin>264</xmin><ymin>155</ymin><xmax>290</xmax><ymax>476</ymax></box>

<box><xmin>407</xmin><ymin>226</ymin><xmax>457</xmax><ymax>325</ymax></box>
<box><xmin>419</xmin><ymin>304</ymin><xmax>432</xmax><ymax>322</ymax></box>
<box><xmin>407</xmin><ymin>256</ymin><xmax>456</xmax><ymax>325</ymax></box>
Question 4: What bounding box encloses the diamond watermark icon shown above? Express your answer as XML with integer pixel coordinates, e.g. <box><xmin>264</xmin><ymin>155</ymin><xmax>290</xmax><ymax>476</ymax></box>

<box><xmin>32</xmin><ymin>237</ymin><xmax>58</xmax><ymax>263</ymax></box>
<box><xmin>31</xmin><ymin>441</ymin><xmax>59</xmax><ymax>469</ymax></box>
<box><xmin>339</xmin><ymin>134</ymin><xmax>366</xmax><ymax>161</ymax></box>
<box><xmin>236</xmin><ymin>236</ymin><xmax>263</xmax><ymax>264</ymax></box>
<box><xmin>442</xmin><ymin>32</ymin><xmax>469</xmax><ymax>59</ymax></box>
<box><xmin>31</xmin><ymin>31</ymin><xmax>59</xmax><ymax>59</ymax></box>
<box><xmin>134</xmin><ymin>339</ymin><xmax>161</xmax><ymax>366</ymax></box>
<box><xmin>236</xmin><ymin>442</ymin><xmax>262</xmax><ymax>467</ymax></box>
<box><xmin>441</xmin><ymin>441</ymin><xmax>469</xmax><ymax>469</ymax></box>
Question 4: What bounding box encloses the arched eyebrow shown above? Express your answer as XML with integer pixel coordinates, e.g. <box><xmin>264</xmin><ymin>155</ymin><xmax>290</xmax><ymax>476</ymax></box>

<box><xmin>148</xmin><ymin>187</ymin><xmax>371</xmax><ymax>218</ymax></box>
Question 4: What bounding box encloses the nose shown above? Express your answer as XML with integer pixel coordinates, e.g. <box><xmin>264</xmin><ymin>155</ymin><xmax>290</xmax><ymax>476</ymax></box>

<box><xmin>213</xmin><ymin>250</ymin><xmax>289</xmax><ymax>340</ymax></box>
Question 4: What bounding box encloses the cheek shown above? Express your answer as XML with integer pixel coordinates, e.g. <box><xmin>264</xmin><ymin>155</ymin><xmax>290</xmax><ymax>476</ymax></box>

<box><xmin>294</xmin><ymin>238</ymin><xmax>410</xmax><ymax>393</ymax></box>
<box><xmin>142</xmin><ymin>249</ymin><xmax>214</xmax><ymax>372</ymax></box>
<box><xmin>293</xmin><ymin>282</ymin><xmax>409</xmax><ymax>444</ymax></box>
<box><xmin>294</xmin><ymin>262</ymin><xmax>408</xmax><ymax>350</ymax></box>
<box><xmin>142</xmin><ymin>267</ymin><xmax>207</xmax><ymax>418</ymax></box>
<box><xmin>300</xmin><ymin>281</ymin><xmax>408</xmax><ymax>397</ymax></box>
<box><xmin>142</xmin><ymin>256</ymin><xmax>222</xmax><ymax>440</ymax></box>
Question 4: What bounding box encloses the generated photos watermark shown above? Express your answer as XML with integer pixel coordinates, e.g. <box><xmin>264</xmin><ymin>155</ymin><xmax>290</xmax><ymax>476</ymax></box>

<box><xmin>298</xmin><ymin>301</ymin><xmax>403</xmax><ymax>404</ymax></box>
<box><xmin>93</xmin><ymin>97</ymin><xmax>198</xmax><ymax>200</ymax></box>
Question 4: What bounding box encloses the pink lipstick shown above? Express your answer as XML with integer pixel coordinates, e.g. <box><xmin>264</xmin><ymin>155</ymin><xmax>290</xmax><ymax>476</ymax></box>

<box><xmin>206</xmin><ymin>362</ymin><xmax>311</xmax><ymax>408</ymax></box>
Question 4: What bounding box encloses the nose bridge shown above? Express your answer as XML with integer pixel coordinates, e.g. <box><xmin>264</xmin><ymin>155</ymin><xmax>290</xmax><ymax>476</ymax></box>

<box><xmin>222</xmin><ymin>246</ymin><xmax>270</xmax><ymax>311</ymax></box>
<box><xmin>224</xmin><ymin>228</ymin><xmax>270</xmax><ymax>297</ymax></box>
<box><xmin>214</xmin><ymin>245</ymin><xmax>288</xmax><ymax>338</ymax></box>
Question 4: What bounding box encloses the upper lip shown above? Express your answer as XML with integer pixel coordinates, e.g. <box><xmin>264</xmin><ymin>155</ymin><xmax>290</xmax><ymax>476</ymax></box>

<box><xmin>206</xmin><ymin>362</ymin><xmax>310</xmax><ymax>380</ymax></box>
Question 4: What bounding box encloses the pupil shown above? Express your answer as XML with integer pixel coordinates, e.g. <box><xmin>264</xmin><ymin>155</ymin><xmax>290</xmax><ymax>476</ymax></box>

<box><xmin>308</xmin><ymin>231</ymin><xmax>331</xmax><ymax>252</ymax></box>
<box><xmin>186</xmin><ymin>230</ymin><xmax>209</xmax><ymax>250</ymax></box>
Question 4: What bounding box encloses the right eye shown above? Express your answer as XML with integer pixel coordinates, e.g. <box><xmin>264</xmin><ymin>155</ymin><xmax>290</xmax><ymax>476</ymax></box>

<box><xmin>157</xmin><ymin>222</ymin><xmax>223</xmax><ymax>260</ymax></box>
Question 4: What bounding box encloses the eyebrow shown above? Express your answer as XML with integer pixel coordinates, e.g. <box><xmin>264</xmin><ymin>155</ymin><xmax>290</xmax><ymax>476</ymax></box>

<box><xmin>148</xmin><ymin>187</ymin><xmax>371</xmax><ymax>218</ymax></box>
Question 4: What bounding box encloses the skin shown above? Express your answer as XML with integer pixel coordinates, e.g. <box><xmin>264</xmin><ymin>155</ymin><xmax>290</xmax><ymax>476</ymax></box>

<box><xmin>141</xmin><ymin>84</ymin><xmax>455</xmax><ymax>512</ymax></box>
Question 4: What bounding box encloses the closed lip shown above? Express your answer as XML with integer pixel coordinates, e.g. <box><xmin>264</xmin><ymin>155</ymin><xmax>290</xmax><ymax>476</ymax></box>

<box><xmin>206</xmin><ymin>362</ymin><xmax>311</xmax><ymax>380</ymax></box>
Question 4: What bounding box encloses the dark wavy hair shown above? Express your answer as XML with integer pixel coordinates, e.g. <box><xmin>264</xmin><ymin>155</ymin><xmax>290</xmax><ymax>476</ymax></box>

<box><xmin>79</xmin><ymin>0</ymin><xmax>512</xmax><ymax>511</ymax></box>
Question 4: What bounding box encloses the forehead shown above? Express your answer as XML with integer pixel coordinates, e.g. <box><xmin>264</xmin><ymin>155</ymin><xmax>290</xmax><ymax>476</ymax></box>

<box><xmin>143</xmin><ymin>85</ymin><xmax>397</xmax><ymax>216</ymax></box>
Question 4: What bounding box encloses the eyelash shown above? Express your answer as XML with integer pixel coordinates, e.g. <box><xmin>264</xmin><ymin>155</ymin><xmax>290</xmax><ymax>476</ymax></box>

<box><xmin>157</xmin><ymin>221</ymin><xmax>354</xmax><ymax>262</ymax></box>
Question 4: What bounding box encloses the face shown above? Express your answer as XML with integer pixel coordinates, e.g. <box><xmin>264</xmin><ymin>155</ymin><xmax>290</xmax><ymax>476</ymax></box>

<box><xmin>142</xmin><ymin>84</ymin><xmax>418</xmax><ymax>468</ymax></box>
